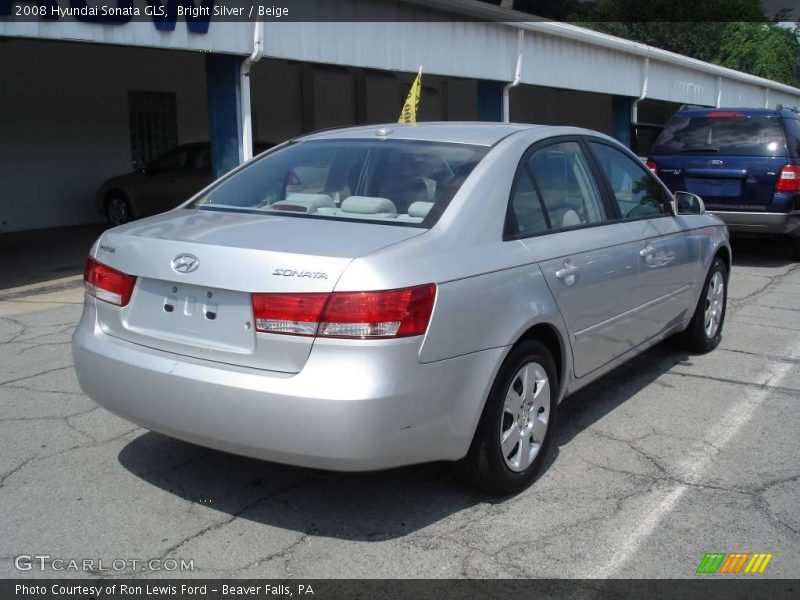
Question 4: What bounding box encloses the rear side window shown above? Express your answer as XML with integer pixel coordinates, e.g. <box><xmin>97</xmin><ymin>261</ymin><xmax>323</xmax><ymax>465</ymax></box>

<box><xmin>651</xmin><ymin>115</ymin><xmax>786</xmax><ymax>157</ymax></box>
<box><xmin>781</xmin><ymin>117</ymin><xmax>800</xmax><ymax>158</ymax></box>
<box><xmin>589</xmin><ymin>142</ymin><xmax>667</xmax><ymax>219</ymax></box>
<box><xmin>191</xmin><ymin>139</ymin><xmax>488</xmax><ymax>228</ymax></box>
<box><xmin>505</xmin><ymin>141</ymin><xmax>607</xmax><ymax>238</ymax></box>
<box><xmin>508</xmin><ymin>169</ymin><xmax>549</xmax><ymax>236</ymax></box>
<box><xmin>529</xmin><ymin>142</ymin><xmax>606</xmax><ymax>228</ymax></box>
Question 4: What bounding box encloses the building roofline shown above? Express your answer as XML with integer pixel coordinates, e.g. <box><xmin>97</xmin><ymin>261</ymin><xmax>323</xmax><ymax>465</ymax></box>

<box><xmin>405</xmin><ymin>0</ymin><xmax>800</xmax><ymax>97</ymax></box>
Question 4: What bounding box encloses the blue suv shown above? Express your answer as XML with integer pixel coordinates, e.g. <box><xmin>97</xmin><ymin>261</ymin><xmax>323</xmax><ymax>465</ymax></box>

<box><xmin>648</xmin><ymin>105</ymin><xmax>800</xmax><ymax>259</ymax></box>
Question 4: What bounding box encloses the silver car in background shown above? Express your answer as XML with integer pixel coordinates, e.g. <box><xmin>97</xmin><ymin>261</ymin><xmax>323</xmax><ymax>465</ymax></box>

<box><xmin>73</xmin><ymin>123</ymin><xmax>730</xmax><ymax>494</ymax></box>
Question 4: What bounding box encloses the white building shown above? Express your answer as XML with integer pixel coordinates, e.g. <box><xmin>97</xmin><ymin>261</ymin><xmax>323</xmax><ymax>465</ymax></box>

<box><xmin>2</xmin><ymin>0</ymin><xmax>799</xmax><ymax>232</ymax></box>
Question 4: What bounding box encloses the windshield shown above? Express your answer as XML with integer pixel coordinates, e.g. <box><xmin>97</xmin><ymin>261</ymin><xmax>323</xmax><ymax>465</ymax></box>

<box><xmin>651</xmin><ymin>115</ymin><xmax>786</xmax><ymax>157</ymax></box>
<box><xmin>191</xmin><ymin>139</ymin><xmax>489</xmax><ymax>227</ymax></box>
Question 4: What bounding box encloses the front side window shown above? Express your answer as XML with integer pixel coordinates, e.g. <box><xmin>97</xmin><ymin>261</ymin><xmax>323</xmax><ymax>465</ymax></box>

<box><xmin>147</xmin><ymin>149</ymin><xmax>189</xmax><ymax>173</ymax></box>
<box><xmin>191</xmin><ymin>139</ymin><xmax>488</xmax><ymax>228</ymax></box>
<box><xmin>590</xmin><ymin>142</ymin><xmax>667</xmax><ymax>219</ymax></box>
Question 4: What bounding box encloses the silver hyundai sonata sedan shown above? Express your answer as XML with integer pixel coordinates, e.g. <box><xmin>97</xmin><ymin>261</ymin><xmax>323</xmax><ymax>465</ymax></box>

<box><xmin>73</xmin><ymin>123</ymin><xmax>730</xmax><ymax>494</ymax></box>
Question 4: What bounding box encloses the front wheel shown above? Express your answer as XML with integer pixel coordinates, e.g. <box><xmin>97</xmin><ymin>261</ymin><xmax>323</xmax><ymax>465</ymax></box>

<box><xmin>680</xmin><ymin>256</ymin><xmax>728</xmax><ymax>353</ymax></box>
<box><xmin>105</xmin><ymin>193</ymin><xmax>132</xmax><ymax>227</ymax></box>
<box><xmin>457</xmin><ymin>340</ymin><xmax>558</xmax><ymax>495</ymax></box>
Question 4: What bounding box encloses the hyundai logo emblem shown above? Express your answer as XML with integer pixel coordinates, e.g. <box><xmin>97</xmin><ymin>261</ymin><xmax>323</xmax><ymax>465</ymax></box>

<box><xmin>172</xmin><ymin>253</ymin><xmax>199</xmax><ymax>273</ymax></box>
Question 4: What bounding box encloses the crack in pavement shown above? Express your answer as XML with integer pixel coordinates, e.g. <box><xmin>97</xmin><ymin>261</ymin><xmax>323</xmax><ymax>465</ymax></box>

<box><xmin>476</xmin><ymin>484</ymin><xmax>662</xmax><ymax>577</ymax></box>
<box><xmin>728</xmin><ymin>318</ymin><xmax>800</xmax><ymax>333</ymax></box>
<box><xmin>0</xmin><ymin>406</ymin><xmax>98</xmax><ymax>423</ymax></box>
<box><xmin>728</xmin><ymin>263</ymin><xmax>800</xmax><ymax>310</ymax></box>
<box><xmin>0</xmin><ymin>426</ymin><xmax>144</xmax><ymax>492</ymax></box>
<box><xmin>134</xmin><ymin>475</ymin><xmax>319</xmax><ymax>580</ymax></box>
<box><xmin>0</xmin><ymin>457</ymin><xmax>37</xmax><ymax>489</ymax></box>
<box><xmin>0</xmin><ymin>365</ymin><xmax>75</xmax><ymax>387</ymax></box>
<box><xmin>719</xmin><ymin>347</ymin><xmax>800</xmax><ymax>365</ymax></box>
<box><xmin>661</xmin><ymin>370</ymin><xmax>800</xmax><ymax>397</ymax></box>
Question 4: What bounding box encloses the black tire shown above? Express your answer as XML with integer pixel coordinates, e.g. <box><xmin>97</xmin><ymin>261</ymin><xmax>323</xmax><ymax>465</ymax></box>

<box><xmin>456</xmin><ymin>340</ymin><xmax>558</xmax><ymax>495</ymax></box>
<box><xmin>679</xmin><ymin>256</ymin><xmax>728</xmax><ymax>353</ymax></box>
<box><xmin>105</xmin><ymin>192</ymin><xmax>132</xmax><ymax>227</ymax></box>
<box><xmin>790</xmin><ymin>235</ymin><xmax>800</xmax><ymax>262</ymax></box>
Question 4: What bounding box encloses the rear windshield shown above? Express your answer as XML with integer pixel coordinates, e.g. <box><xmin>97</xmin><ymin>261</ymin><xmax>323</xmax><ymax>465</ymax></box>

<box><xmin>651</xmin><ymin>115</ymin><xmax>786</xmax><ymax>157</ymax></box>
<box><xmin>191</xmin><ymin>139</ymin><xmax>488</xmax><ymax>227</ymax></box>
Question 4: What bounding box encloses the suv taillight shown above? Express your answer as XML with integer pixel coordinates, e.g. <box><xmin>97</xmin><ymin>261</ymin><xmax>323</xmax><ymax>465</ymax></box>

<box><xmin>776</xmin><ymin>164</ymin><xmax>800</xmax><ymax>193</ymax></box>
<box><xmin>252</xmin><ymin>284</ymin><xmax>436</xmax><ymax>339</ymax></box>
<box><xmin>646</xmin><ymin>159</ymin><xmax>658</xmax><ymax>174</ymax></box>
<box><xmin>84</xmin><ymin>257</ymin><xmax>137</xmax><ymax>307</ymax></box>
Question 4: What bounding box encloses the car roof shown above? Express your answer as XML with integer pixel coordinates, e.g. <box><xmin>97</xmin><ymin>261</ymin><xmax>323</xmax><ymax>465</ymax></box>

<box><xmin>298</xmin><ymin>122</ymin><xmax>546</xmax><ymax>146</ymax></box>
<box><xmin>674</xmin><ymin>107</ymin><xmax>782</xmax><ymax>118</ymax></box>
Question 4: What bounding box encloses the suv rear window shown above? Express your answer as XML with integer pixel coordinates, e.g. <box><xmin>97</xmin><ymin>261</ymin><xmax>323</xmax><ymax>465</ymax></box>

<box><xmin>651</xmin><ymin>115</ymin><xmax>786</xmax><ymax>157</ymax></box>
<box><xmin>191</xmin><ymin>139</ymin><xmax>488</xmax><ymax>227</ymax></box>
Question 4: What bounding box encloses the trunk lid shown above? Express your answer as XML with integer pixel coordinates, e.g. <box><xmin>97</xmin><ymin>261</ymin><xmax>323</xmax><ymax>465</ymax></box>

<box><xmin>653</xmin><ymin>154</ymin><xmax>785</xmax><ymax>211</ymax></box>
<box><xmin>92</xmin><ymin>209</ymin><xmax>424</xmax><ymax>372</ymax></box>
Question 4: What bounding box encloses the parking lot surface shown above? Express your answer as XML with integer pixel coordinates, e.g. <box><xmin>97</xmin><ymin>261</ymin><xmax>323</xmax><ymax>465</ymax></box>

<box><xmin>1</xmin><ymin>236</ymin><xmax>798</xmax><ymax>579</ymax></box>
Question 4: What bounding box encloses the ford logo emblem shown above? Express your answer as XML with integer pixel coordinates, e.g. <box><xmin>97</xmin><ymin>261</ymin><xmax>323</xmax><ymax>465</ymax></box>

<box><xmin>172</xmin><ymin>253</ymin><xmax>199</xmax><ymax>273</ymax></box>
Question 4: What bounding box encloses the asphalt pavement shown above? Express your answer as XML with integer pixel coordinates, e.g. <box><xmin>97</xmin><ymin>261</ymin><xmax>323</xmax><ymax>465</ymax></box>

<box><xmin>1</xmin><ymin>234</ymin><xmax>798</xmax><ymax>579</ymax></box>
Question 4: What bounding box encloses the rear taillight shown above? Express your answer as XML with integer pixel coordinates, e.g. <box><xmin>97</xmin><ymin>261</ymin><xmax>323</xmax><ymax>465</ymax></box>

<box><xmin>320</xmin><ymin>285</ymin><xmax>436</xmax><ymax>338</ymax></box>
<box><xmin>252</xmin><ymin>292</ymin><xmax>329</xmax><ymax>336</ymax></box>
<box><xmin>776</xmin><ymin>164</ymin><xmax>800</xmax><ymax>192</ymax></box>
<box><xmin>645</xmin><ymin>159</ymin><xmax>658</xmax><ymax>174</ymax></box>
<box><xmin>251</xmin><ymin>284</ymin><xmax>436</xmax><ymax>339</ymax></box>
<box><xmin>84</xmin><ymin>257</ymin><xmax>137</xmax><ymax>307</ymax></box>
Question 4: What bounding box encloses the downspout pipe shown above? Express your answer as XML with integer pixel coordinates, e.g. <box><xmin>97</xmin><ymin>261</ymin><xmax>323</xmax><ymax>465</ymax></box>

<box><xmin>631</xmin><ymin>57</ymin><xmax>649</xmax><ymax>125</ymax></box>
<box><xmin>240</xmin><ymin>19</ymin><xmax>264</xmax><ymax>162</ymax></box>
<box><xmin>502</xmin><ymin>29</ymin><xmax>524</xmax><ymax>123</ymax></box>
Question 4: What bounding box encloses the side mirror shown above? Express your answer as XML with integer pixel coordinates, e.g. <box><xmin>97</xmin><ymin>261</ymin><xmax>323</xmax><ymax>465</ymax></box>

<box><xmin>673</xmin><ymin>191</ymin><xmax>705</xmax><ymax>215</ymax></box>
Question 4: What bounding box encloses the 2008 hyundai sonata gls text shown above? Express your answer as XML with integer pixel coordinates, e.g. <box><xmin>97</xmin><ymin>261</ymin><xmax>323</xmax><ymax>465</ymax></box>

<box><xmin>73</xmin><ymin>123</ymin><xmax>731</xmax><ymax>494</ymax></box>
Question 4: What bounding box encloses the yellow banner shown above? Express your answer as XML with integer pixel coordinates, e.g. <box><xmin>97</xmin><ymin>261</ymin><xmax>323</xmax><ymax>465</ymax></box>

<box><xmin>398</xmin><ymin>68</ymin><xmax>422</xmax><ymax>124</ymax></box>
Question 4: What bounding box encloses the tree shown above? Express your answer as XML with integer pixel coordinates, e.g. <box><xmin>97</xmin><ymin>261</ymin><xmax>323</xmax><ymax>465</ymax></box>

<box><xmin>478</xmin><ymin>0</ymin><xmax>800</xmax><ymax>86</ymax></box>
<box><xmin>570</xmin><ymin>0</ymin><xmax>800</xmax><ymax>86</ymax></box>
<box><xmin>716</xmin><ymin>22</ymin><xmax>800</xmax><ymax>86</ymax></box>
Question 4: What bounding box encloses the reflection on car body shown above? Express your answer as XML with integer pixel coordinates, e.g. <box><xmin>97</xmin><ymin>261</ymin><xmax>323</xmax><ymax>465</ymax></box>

<box><xmin>74</xmin><ymin>123</ymin><xmax>731</xmax><ymax>494</ymax></box>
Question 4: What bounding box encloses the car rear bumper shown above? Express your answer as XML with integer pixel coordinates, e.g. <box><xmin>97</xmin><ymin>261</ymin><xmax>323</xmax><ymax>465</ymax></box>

<box><xmin>72</xmin><ymin>300</ymin><xmax>504</xmax><ymax>471</ymax></box>
<box><xmin>707</xmin><ymin>211</ymin><xmax>800</xmax><ymax>236</ymax></box>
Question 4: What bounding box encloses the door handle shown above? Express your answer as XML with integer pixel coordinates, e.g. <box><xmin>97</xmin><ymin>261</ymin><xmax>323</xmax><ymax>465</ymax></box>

<box><xmin>555</xmin><ymin>263</ymin><xmax>579</xmax><ymax>285</ymax></box>
<box><xmin>555</xmin><ymin>264</ymin><xmax>578</xmax><ymax>279</ymax></box>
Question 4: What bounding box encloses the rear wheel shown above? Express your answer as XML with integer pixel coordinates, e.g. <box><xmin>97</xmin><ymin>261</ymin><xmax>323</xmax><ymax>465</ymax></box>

<box><xmin>105</xmin><ymin>193</ymin><xmax>132</xmax><ymax>227</ymax></box>
<box><xmin>680</xmin><ymin>256</ymin><xmax>728</xmax><ymax>353</ymax></box>
<box><xmin>457</xmin><ymin>340</ymin><xmax>557</xmax><ymax>495</ymax></box>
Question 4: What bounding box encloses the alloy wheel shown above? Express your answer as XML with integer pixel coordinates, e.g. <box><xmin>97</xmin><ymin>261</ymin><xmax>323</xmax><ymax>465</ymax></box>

<box><xmin>500</xmin><ymin>362</ymin><xmax>550</xmax><ymax>472</ymax></box>
<box><xmin>704</xmin><ymin>270</ymin><xmax>725</xmax><ymax>339</ymax></box>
